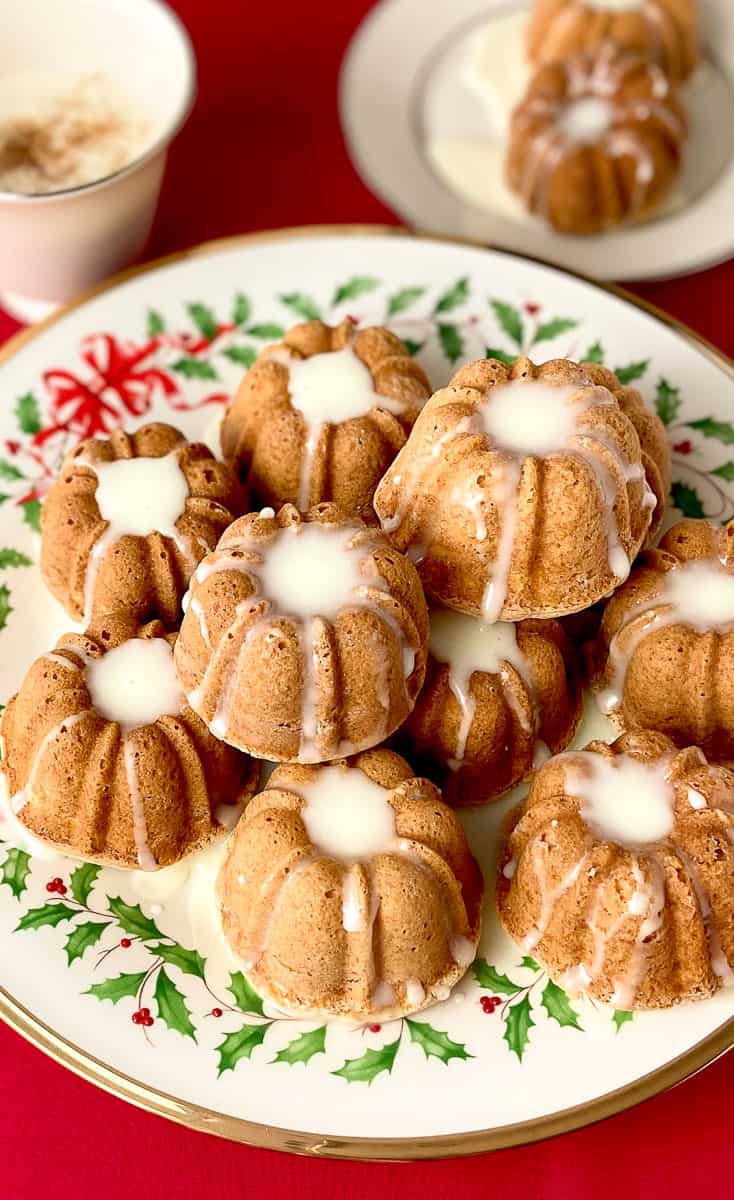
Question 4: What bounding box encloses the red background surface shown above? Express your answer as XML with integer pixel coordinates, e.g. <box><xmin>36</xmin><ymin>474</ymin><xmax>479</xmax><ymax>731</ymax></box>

<box><xmin>2</xmin><ymin>1</ymin><xmax>733</xmax><ymax>1195</ymax></box>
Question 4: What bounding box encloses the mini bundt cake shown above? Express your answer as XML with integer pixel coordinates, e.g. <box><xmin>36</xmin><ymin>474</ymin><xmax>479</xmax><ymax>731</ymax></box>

<box><xmin>506</xmin><ymin>45</ymin><xmax>687</xmax><ymax>234</ymax></box>
<box><xmin>218</xmin><ymin>749</ymin><xmax>484</xmax><ymax>1020</ymax></box>
<box><xmin>174</xmin><ymin>503</ymin><xmax>429</xmax><ymax>762</ymax></box>
<box><xmin>592</xmin><ymin>518</ymin><xmax>734</xmax><ymax>758</ymax></box>
<box><xmin>373</xmin><ymin>356</ymin><xmax>670</xmax><ymax>621</ymax></box>
<box><xmin>0</xmin><ymin>618</ymin><xmax>259</xmax><ymax>870</ymax></box>
<box><xmin>497</xmin><ymin>730</ymin><xmax>734</xmax><ymax>1009</ymax></box>
<box><xmin>527</xmin><ymin>1</ymin><xmax>699</xmax><ymax>84</ymax></box>
<box><xmin>41</xmin><ymin>422</ymin><xmax>242</xmax><ymax>627</ymax></box>
<box><xmin>220</xmin><ymin>318</ymin><xmax>431</xmax><ymax>519</ymax></box>
<box><xmin>401</xmin><ymin>609</ymin><xmax>583</xmax><ymax>807</ymax></box>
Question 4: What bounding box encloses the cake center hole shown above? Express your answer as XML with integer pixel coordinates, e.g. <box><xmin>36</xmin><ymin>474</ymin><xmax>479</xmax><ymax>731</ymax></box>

<box><xmin>259</xmin><ymin>523</ymin><xmax>373</xmax><ymax>618</ymax></box>
<box><xmin>429</xmin><ymin>609</ymin><xmax>524</xmax><ymax>677</ymax></box>
<box><xmin>557</xmin><ymin>97</ymin><xmax>614</xmax><ymax>143</ymax></box>
<box><xmin>480</xmin><ymin>381</ymin><xmax>592</xmax><ymax>456</ymax></box>
<box><xmin>297</xmin><ymin>765</ymin><xmax>396</xmax><ymax>861</ymax></box>
<box><xmin>91</xmin><ymin>452</ymin><xmax>189</xmax><ymax>537</ymax></box>
<box><xmin>86</xmin><ymin>638</ymin><xmax>184</xmax><ymax>729</ymax></box>
<box><xmin>565</xmin><ymin>754</ymin><xmax>675</xmax><ymax>846</ymax></box>
<box><xmin>665</xmin><ymin>559</ymin><xmax>734</xmax><ymax>630</ymax></box>
<box><xmin>286</xmin><ymin>345</ymin><xmax>399</xmax><ymax>424</ymax></box>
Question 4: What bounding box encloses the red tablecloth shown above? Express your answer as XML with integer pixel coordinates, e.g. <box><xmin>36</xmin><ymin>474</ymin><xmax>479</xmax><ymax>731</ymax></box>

<box><xmin>3</xmin><ymin>1</ymin><xmax>733</xmax><ymax>1194</ymax></box>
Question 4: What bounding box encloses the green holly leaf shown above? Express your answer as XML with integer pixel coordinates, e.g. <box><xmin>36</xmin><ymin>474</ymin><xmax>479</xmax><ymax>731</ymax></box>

<box><xmin>387</xmin><ymin>286</ymin><xmax>426</xmax><ymax>317</ymax></box>
<box><xmin>583</xmin><ymin>340</ymin><xmax>605</xmax><ymax>365</ymax></box>
<box><xmin>64</xmin><ymin>920</ymin><xmax>111</xmax><ymax>965</ymax></box>
<box><xmin>438</xmin><ymin>322</ymin><xmax>463</xmax><ymax>364</ymax></box>
<box><xmin>272</xmin><ymin>1025</ymin><xmax>327</xmax><ymax>1065</ymax></box>
<box><xmin>712</xmin><ymin>462</ymin><xmax>734</xmax><ymax>482</ymax></box>
<box><xmin>279</xmin><ymin>292</ymin><xmax>322</xmax><ymax>321</ymax></box>
<box><xmin>655</xmin><ymin>377</ymin><xmax>681</xmax><ymax>425</ymax></box>
<box><xmin>472</xmin><ymin>959</ymin><xmax>519</xmax><ymax>995</ymax></box>
<box><xmin>216</xmin><ymin>1022</ymin><xmax>271</xmax><ymax>1075</ymax></box>
<box><xmin>503</xmin><ymin>995</ymin><xmax>535</xmax><ymax>1061</ymax></box>
<box><xmin>1</xmin><ymin>847</ymin><xmax>31</xmax><ymax>899</ymax></box>
<box><xmin>490</xmin><ymin>300</ymin><xmax>524</xmax><ymax>347</ymax></box>
<box><xmin>533</xmin><ymin>317</ymin><xmax>578</xmax><ymax>344</ymax></box>
<box><xmin>332</xmin><ymin>276</ymin><xmax>380</xmax><ymax>305</ymax></box>
<box><xmin>332</xmin><ymin>1037</ymin><xmax>401</xmax><ymax>1084</ymax></box>
<box><xmin>228</xmin><ymin>970</ymin><xmax>264</xmax><ymax>1016</ymax></box>
<box><xmin>171</xmin><ymin>357</ymin><xmax>219</xmax><ymax>381</ymax></box>
<box><xmin>403</xmin><ymin>339</ymin><xmax>424</xmax><ymax>357</ymax></box>
<box><xmin>146</xmin><ymin>309</ymin><xmax>166</xmax><ymax>336</ymax></box>
<box><xmin>154</xmin><ymin>966</ymin><xmax>196</xmax><ymax>1039</ymax></box>
<box><xmin>15</xmin><ymin>393</ymin><xmax>41</xmax><ymax>435</ymax></box>
<box><xmin>151</xmin><ymin>941</ymin><xmax>206</xmax><ymax>980</ymax></box>
<box><xmin>485</xmin><ymin>347</ymin><xmax>516</xmax><ymax>365</ymax></box>
<box><xmin>0</xmin><ymin>458</ymin><xmax>23</xmax><ymax>481</ymax></box>
<box><xmin>434</xmin><ymin>276</ymin><xmax>469</xmax><ymax>314</ymax></box>
<box><xmin>70</xmin><ymin>863</ymin><xmax>100</xmax><ymax>906</ymax></box>
<box><xmin>85</xmin><ymin>971</ymin><xmax>147</xmax><ymax>1004</ymax></box>
<box><xmin>232</xmin><ymin>292</ymin><xmax>251</xmax><ymax>326</ymax></box>
<box><xmin>187</xmin><ymin>302</ymin><xmax>218</xmax><ymax>340</ymax></box>
<box><xmin>0</xmin><ymin>583</ymin><xmax>11</xmax><ymax>632</ymax></box>
<box><xmin>222</xmin><ymin>345</ymin><xmax>257</xmax><ymax>368</ymax></box>
<box><xmin>107</xmin><ymin>896</ymin><xmax>163</xmax><ymax>941</ymax></box>
<box><xmin>614</xmin><ymin>360</ymin><xmax>649</xmax><ymax>385</ymax></box>
<box><xmin>15</xmin><ymin>901</ymin><xmax>76</xmax><ymax>931</ymax></box>
<box><xmin>0</xmin><ymin>494</ymin><xmax>10</xmax><ymax>506</ymax></box>
<box><xmin>22</xmin><ymin>500</ymin><xmax>41</xmax><ymax>533</ymax></box>
<box><xmin>404</xmin><ymin>1019</ymin><xmax>472</xmax><ymax>1064</ymax></box>
<box><xmin>671</xmin><ymin>480</ymin><xmax>705</xmax><ymax>519</ymax></box>
<box><xmin>0</xmin><ymin>548</ymin><xmax>31</xmax><ymax>568</ymax></box>
<box><xmin>613</xmin><ymin>1009</ymin><xmax>634</xmax><ymax>1033</ymax></box>
<box><xmin>521</xmin><ymin>956</ymin><xmax>541</xmax><ymax>971</ymax></box>
<box><xmin>541</xmin><ymin>980</ymin><xmax>582</xmax><ymax>1031</ymax></box>
<box><xmin>245</xmin><ymin>323</ymin><xmax>285</xmax><ymax>340</ymax></box>
<box><xmin>688</xmin><ymin>416</ymin><xmax>734</xmax><ymax>445</ymax></box>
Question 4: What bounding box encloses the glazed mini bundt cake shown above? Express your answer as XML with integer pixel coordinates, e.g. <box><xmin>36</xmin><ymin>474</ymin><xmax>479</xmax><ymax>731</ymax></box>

<box><xmin>0</xmin><ymin>617</ymin><xmax>259</xmax><ymax>870</ymax></box>
<box><xmin>527</xmin><ymin>0</ymin><xmax>699</xmax><ymax>84</ymax></box>
<box><xmin>41</xmin><ymin>422</ymin><xmax>243</xmax><ymax>628</ymax></box>
<box><xmin>373</xmin><ymin>356</ymin><xmax>670</xmax><ymax>621</ymax></box>
<box><xmin>217</xmin><ymin>749</ymin><xmax>484</xmax><ymax>1020</ymax></box>
<box><xmin>592</xmin><ymin>518</ymin><xmax>734</xmax><ymax>758</ymax></box>
<box><xmin>174</xmin><ymin>503</ymin><xmax>429</xmax><ymax>762</ymax></box>
<box><xmin>497</xmin><ymin>730</ymin><xmax>734</xmax><ymax>1009</ymax></box>
<box><xmin>220</xmin><ymin>318</ymin><xmax>431</xmax><ymax>519</ymax></box>
<box><xmin>401</xmin><ymin>609</ymin><xmax>583</xmax><ymax>807</ymax></box>
<box><xmin>506</xmin><ymin>45</ymin><xmax>687</xmax><ymax>234</ymax></box>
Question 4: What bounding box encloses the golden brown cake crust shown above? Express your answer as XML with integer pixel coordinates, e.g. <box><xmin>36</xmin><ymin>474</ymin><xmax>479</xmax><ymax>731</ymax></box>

<box><xmin>220</xmin><ymin>318</ymin><xmax>431</xmax><ymax>519</ymax></box>
<box><xmin>0</xmin><ymin>616</ymin><xmax>259</xmax><ymax>869</ymax></box>
<box><xmin>174</xmin><ymin>503</ymin><xmax>429</xmax><ymax>762</ymax></box>
<box><xmin>40</xmin><ymin>422</ymin><xmax>243</xmax><ymax>628</ymax></box>
<box><xmin>592</xmin><ymin>518</ymin><xmax>734</xmax><ymax>758</ymax></box>
<box><xmin>217</xmin><ymin>749</ymin><xmax>484</xmax><ymax>1021</ymax></box>
<box><xmin>497</xmin><ymin>730</ymin><xmax>734</xmax><ymax>1009</ymax></box>
<box><xmin>507</xmin><ymin>46</ymin><xmax>687</xmax><ymax>234</ymax></box>
<box><xmin>373</xmin><ymin>356</ymin><xmax>670</xmax><ymax>620</ymax></box>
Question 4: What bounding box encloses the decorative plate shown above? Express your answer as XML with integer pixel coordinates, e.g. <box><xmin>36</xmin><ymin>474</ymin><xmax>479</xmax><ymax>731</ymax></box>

<box><xmin>340</xmin><ymin>0</ymin><xmax>734</xmax><ymax>282</ymax></box>
<box><xmin>1</xmin><ymin>227</ymin><xmax>734</xmax><ymax>1160</ymax></box>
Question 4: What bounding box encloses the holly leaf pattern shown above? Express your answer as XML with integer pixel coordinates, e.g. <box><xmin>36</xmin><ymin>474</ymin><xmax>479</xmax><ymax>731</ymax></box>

<box><xmin>272</xmin><ymin>1026</ymin><xmax>327</xmax><ymax>1066</ymax></box>
<box><xmin>0</xmin><ymin>583</ymin><xmax>10</xmax><ymax>632</ymax></box>
<box><xmin>614</xmin><ymin>360</ymin><xmax>649</xmax><ymax>385</ymax></box>
<box><xmin>1</xmin><ymin>847</ymin><xmax>31</xmax><ymax>899</ymax></box>
<box><xmin>232</xmin><ymin>293</ymin><xmax>251</xmax><ymax>326</ymax></box>
<box><xmin>154</xmin><ymin>967</ymin><xmax>196</xmax><ymax>1039</ymax></box>
<box><xmin>541</xmin><ymin>980</ymin><xmax>582</xmax><ymax>1031</ymax></box>
<box><xmin>222</xmin><ymin>345</ymin><xmax>257</xmax><ymax>368</ymax></box>
<box><xmin>503</xmin><ymin>995</ymin><xmax>535</xmax><ymax>1061</ymax></box>
<box><xmin>403</xmin><ymin>339</ymin><xmax>424</xmax><ymax>357</ymax></box>
<box><xmin>228</xmin><ymin>970</ymin><xmax>265</xmax><ymax>1016</ymax></box>
<box><xmin>280</xmin><ymin>292</ymin><xmax>322</xmax><ymax>321</ymax></box>
<box><xmin>688</xmin><ymin>417</ymin><xmax>734</xmax><ymax>445</ymax></box>
<box><xmin>332</xmin><ymin>276</ymin><xmax>380</xmax><ymax>305</ymax></box>
<box><xmin>711</xmin><ymin>462</ymin><xmax>734</xmax><ymax>482</ymax></box>
<box><xmin>171</xmin><ymin>358</ymin><xmax>219</xmax><ymax>381</ymax></box>
<box><xmin>332</xmin><ymin>1037</ymin><xmax>401</xmax><ymax>1084</ymax></box>
<box><xmin>216</xmin><ymin>1022</ymin><xmax>271</xmax><ymax>1075</ymax></box>
<box><xmin>0</xmin><ymin>458</ymin><xmax>23</xmax><ymax>481</ymax></box>
<box><xmin>70</xmin><ymin>863</ymin><xmax>100</xmax><ymax>906</ymax></box>
<box><xmin>107</xmin><ymin>897</ymin><xmax>163</xmax><ymax>941</ymax></box>
<box><xmin>613</xmin><ymin>1009</ymin><xmax>634</xmax><ymax>1033</ymax></box>
<box><xmin>472</xmin><ymin>959</ymin><xmax>519</xmax><ymax>995</ymax></box>
<box><xmin>387</xmin><ymin>286</ymin><xmax>426</xmax><ymax>317</ymax></box>
<box><xmin>15</xmin><ymin>393</ymin><xmax>41</xmax><ymax>435</ymax></box>
<box><xmin>434</xmin><ymin>277</ymin><xmax>469</xmax><ymax>314</ymax></box>
<box><xmin>22</xmin><ymin>500</ymin><xmax>41</xmax><ymax>533</ymax></box>
<box><xmin>521</xmin><ymin>956</ymin><xmax>541</xmax><ymax>971</ymax></box>
<box><xmin>146</xmin><ymin>309</ymin><xmax>166</xmax><ymax>336</ymax></box>
<box><xmin>671</xmin><ymin>481</ymin><xmax>705</xmax><ymax>519</ymax></box>
<box><xmin>15</xmin><ymin>902</ymin><xmax>76</xmax><ymax>931</ymax></box>
<box><xmin>655</xmin><ymin>378</ymin><xmax>681</xmax><ymax>425</ymax></box>
<box><xmin>246</xmin><ymin>323</ymin><xmax>285</xmax><ymax>340</ymax></box>
<box><xmin>405</xmin><ymin>1019</ymin><xmax>471</xmax><ymax>1064</ymax></box>
<box><xmin>0</xmin><ymin>548</ymin><xmax>32</xmax><ymax>568</ymax></box>
<box><xmin>151</xmin><ymin>941</ymin><xmax>206</xmax><ymax>980</ymax></box>
<box><xmin>490</xmin><ymin>300</ymin><xmax>524</xmax><ymax>347</ymax></box>
<box><xmin>64</xmin><ymin>920</ymin><xmax>111</xmax><ymax>965</ymax></box>
<box><xmin>85</xmin><ymin>971</ymin><xmax>147</xmax><ymax>1004</ymax></box>
<box><xmin>438</xmin><ymin>322</ymin><xmax>463</xmax><ymax>364</ymax></box>
<box><xmin>485</xmin><ymin>347</ymin><xmax>516</xmax><ymax>365</ymax></box>
<box><xmin>533</xmin><ymin>317</ymin><xmax>578</xmax><ymax>344</ymax></box>
<box><xmin>187</xmin><ymin>302</ymin><xmax>218</xmax><ymax>340</ymax></box>
<box><xmin>583</xmin><ymin>340</ymin><xmax>605</xmax><ymax>365</ymax></box>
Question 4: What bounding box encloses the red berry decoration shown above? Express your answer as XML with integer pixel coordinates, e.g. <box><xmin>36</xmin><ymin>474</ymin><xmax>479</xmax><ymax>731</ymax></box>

<box><xmin>673</xmin><ymin>439</ymin><xmax>693</xmax><ymax>455</ymax></box>
<box><xmin>45</xmin><ymin>877</ymin><xmax>67</xmax><ymax>894</ymax></box>
<box><xmin>120</xmin><ymin>938</ymin><xmax>132</xmax><ymax>949</ymax></box>
<box><xmin>211</xmin><ymin>1008</ymin><xmax>223</xmax><ymax>1018</ymax></box>
<box><xmin>368</xmin><ymin>1023</ymin><xmax>381</xmax><ymax>1033</ymax></box>
<box><xmin>45</xmin><ymin>881</ymin><xmax>56</xmax><ymax>893</ymax></box>
<box><xmin>142</xmin><ymin>1015</ymin><xmax>154</xmax><ymax>1027</ymax></box>
<box><xmin>132</xmin><ymin>1011</ymin><xmax>142</xmax><ymax>1025</ymax></box>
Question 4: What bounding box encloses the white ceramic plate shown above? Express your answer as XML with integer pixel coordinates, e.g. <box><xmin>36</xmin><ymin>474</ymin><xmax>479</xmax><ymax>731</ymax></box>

<box><xmin>2</xmin><ymin>228</ymin><xmax>734</xmax><ymax>1160</ymax></box>
<box><xmin>340</xmin><ymin>0</ymin><xmax>734</xmax><ymax>282</ymax></box>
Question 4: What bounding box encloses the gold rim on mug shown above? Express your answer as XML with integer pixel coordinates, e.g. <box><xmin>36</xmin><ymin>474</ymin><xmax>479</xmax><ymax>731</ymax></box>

<box><xmin>1</xmin><ymin>223</ymin><xmax>733</xmax><ymax>1160</ymax></box>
